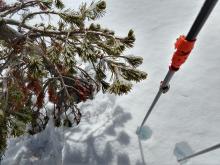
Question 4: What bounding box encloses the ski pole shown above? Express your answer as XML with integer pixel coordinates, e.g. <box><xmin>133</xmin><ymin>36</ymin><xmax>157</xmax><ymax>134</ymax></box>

<box><xmin>138</xmin><ymin>0</ymin><xmax>218</xmax><ymax>133</ymax></box>
<box><xmin>178</xmin><ymin>143</ymin><xmax>220</xmax><ymax>162</ymax></box>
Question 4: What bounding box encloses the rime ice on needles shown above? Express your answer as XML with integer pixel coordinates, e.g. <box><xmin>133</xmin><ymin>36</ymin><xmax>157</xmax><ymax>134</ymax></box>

<box><xmin>0</xmin><ymin>0</ymin><xmax>147</xmax><ymax>157</ymax></box>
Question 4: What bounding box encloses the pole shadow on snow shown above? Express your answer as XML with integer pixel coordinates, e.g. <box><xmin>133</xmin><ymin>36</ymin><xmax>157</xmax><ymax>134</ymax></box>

<box><xmin>136</xmin><ymin>137</ymin><xmax>147</xmax><ymax>165</ymax></box>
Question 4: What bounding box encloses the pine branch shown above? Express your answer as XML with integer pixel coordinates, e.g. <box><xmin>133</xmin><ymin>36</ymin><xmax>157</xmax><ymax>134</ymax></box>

<box><xmin>0</xmin><ymin>0</ymin><xmax>147</xmax><ymax>156</ymax></box>
<box><xmin>0</xmin><ymin>1</ymin><xmax>38</xmax><ymax>17</ymax></box>
<box><xmin>3</xmin><ymin>17</ymin><xmax>124</xmax><ymax>42</ymax></box>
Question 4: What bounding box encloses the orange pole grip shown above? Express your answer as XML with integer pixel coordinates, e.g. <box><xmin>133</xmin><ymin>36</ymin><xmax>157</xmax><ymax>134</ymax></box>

<box><xmin>170</xmin><ymin>35</ymin><xmax>196</xmax><ymax>71</ymax></box>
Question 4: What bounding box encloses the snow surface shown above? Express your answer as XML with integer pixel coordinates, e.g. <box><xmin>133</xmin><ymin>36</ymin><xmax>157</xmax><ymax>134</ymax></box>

<box><xmin>2</xmin><ymin>0</ymin><xmax>220</xmax><ymax>164</ymax></box>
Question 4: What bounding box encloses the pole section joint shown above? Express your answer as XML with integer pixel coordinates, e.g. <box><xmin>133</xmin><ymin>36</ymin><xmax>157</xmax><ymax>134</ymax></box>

<box><xmin>160</xmin><ymin>81</ymin><xmax>170</xmax><ymax>94</ymax></box>
<box><xmin>170</xmin><ymin>35</ymin><xmax>196</xmax><ymax>71</ymax></box>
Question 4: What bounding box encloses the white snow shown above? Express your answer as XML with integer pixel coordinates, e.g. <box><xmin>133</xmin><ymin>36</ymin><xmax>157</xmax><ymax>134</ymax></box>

<box><xmin>1</xmin><ymin>0</ymin><xmax>220</xmax><ymax>164</ymax></box>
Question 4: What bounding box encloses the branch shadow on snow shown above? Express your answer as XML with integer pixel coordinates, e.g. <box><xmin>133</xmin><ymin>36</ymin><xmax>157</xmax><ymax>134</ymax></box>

<box><xmin>63</xmin><ymin>104</ymin><xmax>133</xmax><ymax>165</ymax></box>
<box><xmin>2</xmin><ymin>120</ymin><xmax>64</xmax><ymax>165</ymax></box>
<box><xmin>2</xmin><ymin>94</ymin><xmax>139</xmax><ymax>165</ymax></box>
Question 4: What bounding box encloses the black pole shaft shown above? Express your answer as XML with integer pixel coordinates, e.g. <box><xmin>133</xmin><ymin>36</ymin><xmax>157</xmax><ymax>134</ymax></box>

<box><xmin>178</xmin><ymin>143</ymin><xmax>220</xmax><ymax>162</ymax></box>
<box><xmin>186</xmin><ymin>0</ymin><xmax>218</xmax><ymax>41</ymax></box>
<box><xmin>138</xmin><ymin>0</ymin><xmax>218</xmax><ymax>129</ymax></box>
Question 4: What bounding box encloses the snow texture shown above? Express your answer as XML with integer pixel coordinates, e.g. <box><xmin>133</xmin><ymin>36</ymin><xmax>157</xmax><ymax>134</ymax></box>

<box><xmin>1</xmin><ymin>0</ymin><xmax>220</xmax><ymax>164</ymax></box>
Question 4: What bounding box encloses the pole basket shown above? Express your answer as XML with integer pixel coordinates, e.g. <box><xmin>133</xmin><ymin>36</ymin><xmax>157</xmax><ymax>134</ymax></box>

<box><xmin>136</xmin><ymin>125</ymin><xmax>153</xmax><ymax>140</ymax></box>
